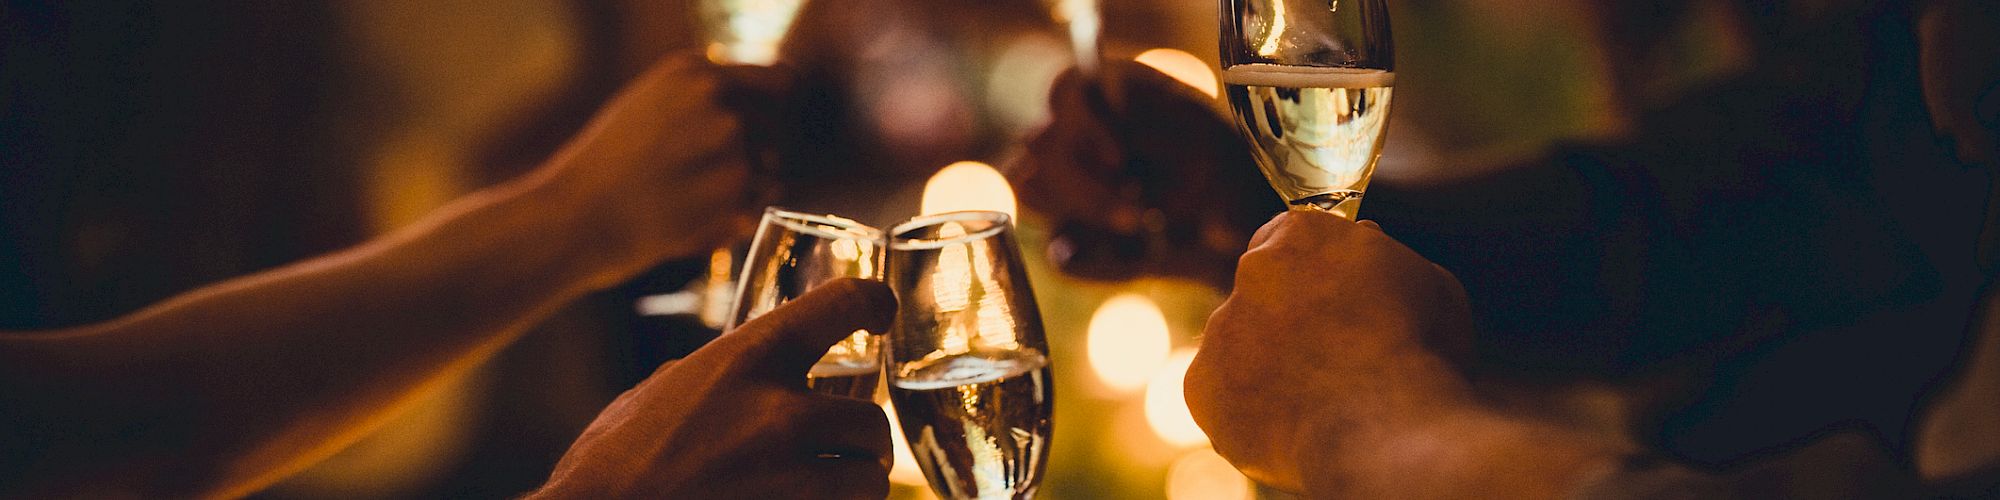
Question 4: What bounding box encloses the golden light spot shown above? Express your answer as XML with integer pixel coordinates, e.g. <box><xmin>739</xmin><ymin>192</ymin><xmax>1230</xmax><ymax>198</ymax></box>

<box><xmin>1165</xmin><ymin>448</ymin><xmax>1254</xmax><ymax>500</ymax></box>
<box><xmin>1085</xmin><ymin>294</ymin><xmax>1173</xmax><ymax>393</ymax></box>
<box><xmin>883</xmin><ymin>400</ymin><xmax>930</xmax><ymax>487</ymax></box>
<box><xmin>920</xmin><ymin>161</ymin><xmax>1018</xmax><ymax>220</ymax></box>
<box><xmin>1144</xmin><ymin>348</ymin><xmax>1209</xmax><ymax>447</ymax></box>
<box><xmin>1135</xmin><ymin>48</ymin><xmax>1220</xmax><ymax>98</ymax></box>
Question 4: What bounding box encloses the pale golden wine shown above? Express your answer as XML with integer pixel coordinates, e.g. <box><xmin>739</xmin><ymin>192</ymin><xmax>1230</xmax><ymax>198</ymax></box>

<box><xmin>1224</xmin><ymin>64</ymin><xmax>1394</xmax><ymax>218</ymax></box>
<box><xmin>889</xmin><ymin>349</ymin><xmax>1053</xmax><ymax>500</ymax></box>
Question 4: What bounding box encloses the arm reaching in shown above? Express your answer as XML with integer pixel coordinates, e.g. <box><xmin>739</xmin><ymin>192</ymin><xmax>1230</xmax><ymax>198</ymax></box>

<box><xmin>531</xmin><ymin>279</ymin><xmax>896</xmax><ymax>500</ymax></box>
<box><xmin>0</xmin><ymin>53</ymin><xmax>767</xmax><ymax>498</ymax></box>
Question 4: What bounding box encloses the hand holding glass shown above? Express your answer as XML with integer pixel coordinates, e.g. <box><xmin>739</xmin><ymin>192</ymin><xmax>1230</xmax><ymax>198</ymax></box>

<box><xmin>726</xmin><ymin>208</ymin><xmax>886</xmax><ymax>399</ymax></box>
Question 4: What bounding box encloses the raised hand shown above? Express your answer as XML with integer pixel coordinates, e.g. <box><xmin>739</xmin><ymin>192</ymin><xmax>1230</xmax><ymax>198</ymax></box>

<box><xmin>1184</xmin><ymin>211</ymin><xmax>1477</xmax><ymax>492</ymax></box>
<box><xmin>532</xmin><ymin>278</ymin><xmax>897</xmax><ymax>499</ymax></box>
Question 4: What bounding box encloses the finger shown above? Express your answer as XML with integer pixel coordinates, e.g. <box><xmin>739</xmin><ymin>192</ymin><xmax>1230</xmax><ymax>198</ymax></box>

<box><xmin>796</xmin><ymin>396</ymin><xmax>894</xmax><ymax>469</ymax></box>
<box><xmin>1248</xmin><ymin>210</ymin><xmax>1348</xmax><ymax>251</ymax></box>
<box><xmin>716</xmin><ymin>278</ymin><xmax>897</xmax><ymax>381</ymax></box>
<box><xmin>1246</xmin><ymin>213</ymin><xmax>1287</xmax><ymax>250</ymax></box>
<box><xmin>1358</xmin><ymin>219</ymin><xmax>1382</xmax><ymax>231</ymax></box>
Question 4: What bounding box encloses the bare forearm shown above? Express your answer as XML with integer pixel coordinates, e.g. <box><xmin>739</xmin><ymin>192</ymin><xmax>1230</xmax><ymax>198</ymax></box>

<box><xmin>0</xmin><ymin>169</ymin><xmax>652</xmax><ymax>497</ymax></box>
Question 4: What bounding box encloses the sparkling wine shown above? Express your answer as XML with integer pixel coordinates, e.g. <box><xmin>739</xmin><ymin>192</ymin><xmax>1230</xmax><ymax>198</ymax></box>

<box><xmin>806</xmin><ymin>357</ymin><xmax>881</xmax><ymax>400</ymax></box>
<box><xmin>1224</xmin><ymin>64</ymin><xmax>1394</xmax><ymax>218</ymax></box>
<box><xmin>889</xmin><ymin>350</ymin><xmax>1053</xmax><ymax>500</ymax></box>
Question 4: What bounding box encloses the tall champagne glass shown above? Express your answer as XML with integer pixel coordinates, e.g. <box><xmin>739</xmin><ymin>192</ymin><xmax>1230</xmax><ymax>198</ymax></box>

<box><xmin>700</xmin><ymin>0</ymin><xmax>809</xmax><ymax>65</ymax></box>
<box><xmin>727</xmin><ymin>208</ymin><xmax>886</xmax><ymax>399</ymax></box>
<box><xmin>1042</xmin><ymin>0</ymin><xmax>1102</xmax><ymax>74</ymax></box>
<box><xmin>885</xmin><ymin>211</ymin><xmax>1054</xmax><ymax>500</ymax></box>
<box><xmin>1221</xmin><ymin>0</ymin><xmax>1394</xmax><ymax>219</ymax></box>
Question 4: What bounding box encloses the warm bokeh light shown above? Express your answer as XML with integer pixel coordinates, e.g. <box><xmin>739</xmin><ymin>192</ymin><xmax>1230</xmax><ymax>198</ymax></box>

<box><xmin>987</xmin><ymin>36</ymin><xmax>1073</xmax><ymax>135</ymax></box>
<box><xmin>699</xmin><ymin>0</ymin><xmax>805</xmax><ymax>65</ymax></box>
<box><xmin>1165</xmin><ymin>448</ymin><xmax>1254</xmax><ymax>500</ymax></box>
<box><xmin>1134</xmin><ymin>48</ymin><xmax>1220</xmax><ymax>99</ymax></box>
<box><xmin>1085</xmin><ymin>294</ymin><xmax>1173</xmax><ymax>393</ymax></box>
<box><xmin>1144</xmin><ymin>348</ymin><xmax>1209</xmax><ymax>448</ymax></box>
<box><xmin>883</xmin><ymin>400</ymin><xmax>929</xmax><ymax>487</ymax></box>
<box><xmin>919</xmin><ymin>161</ymin><xmax>1018</xmax><ymax>220</ymax></box>
<box><xmin>1046</xmin><ymin>0</ymin><xmax>1102</xmax><ymax>72</ymax></box>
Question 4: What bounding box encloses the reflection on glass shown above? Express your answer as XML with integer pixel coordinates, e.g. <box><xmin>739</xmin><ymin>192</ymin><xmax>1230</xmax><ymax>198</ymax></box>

<box><xmin>1222</xmin><ymin>0</ymin><xmax>1395</xmax><ymax>218</ymax></box>
<box><xmin>728</xmin><ymin>207</ymin><xmax>885</xmax><ymax>399</ymax></box>
<box><xmin>887</xmin><ymin>211</ymin><xmax>1054</xmax><ymax>500</ymax></box>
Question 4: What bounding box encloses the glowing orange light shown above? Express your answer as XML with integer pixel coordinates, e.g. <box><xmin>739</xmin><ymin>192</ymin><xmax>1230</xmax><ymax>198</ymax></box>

<box><xmin>1144</xmin><ymin>348</ymin><xmax>1209</xmax><ymax>447</ymax></box>
<box><xmin>919</xmin><ymin>161</ymin><xmax>1018</xmax><ymax>220</ymax></box>
<box><xmin>1085</xmin><ymin>294</ymin><xmax>1173</xmax><ymax>393</ymax></box>
<box><xmin>1165</xmin><ymin>448</ymin><xmax>1254</xmax><ymax>500</ymax></box>
<box><xmin>882</xmin><ymin>400</ymin><xmax>929</xmax><ymax>487</ymax></box>
<box><xmin>1135</xmin><ymin>48</ymin><xmax>1221</xmax><ymax>98</ymax></box>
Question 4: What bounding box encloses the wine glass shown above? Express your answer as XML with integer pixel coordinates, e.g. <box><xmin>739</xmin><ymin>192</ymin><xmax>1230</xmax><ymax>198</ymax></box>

<box><xmin>699</xmin><ymin>0</ymin><xmax>810</xmax><ymax>65</ymax></box>
<box><xmin>1042</xmin><ymin>0</ymin><xmax>1102</xmax><ymax>74</ymax></box>
<box><xmin>727</xmin><ymin>207</ymin><xmax>886</xmax><ymax>399</ymax></box>
<box><xmin>884</xmin><ymin>211</ymin><xmax>1055</xmax><ymax>500</ymax></box>
<box><xmin>1221</xmin><ymin>0</ymin><xmax>1394</xmax><ymax>219</ymax></box>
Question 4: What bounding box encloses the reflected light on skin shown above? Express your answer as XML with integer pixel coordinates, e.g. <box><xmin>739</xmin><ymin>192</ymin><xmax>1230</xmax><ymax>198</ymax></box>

<box><xmin>1144</xmin><ymin>348</ymin><xmax>1210</xmax><ymax>447</ymax></box>
<box><xmin>920</xmin><ymin>161</ymin><xmax>1019</xmax><ymax>220</ymax></box>
<box><xmin>1166</xmin><ymin>448</ymin><xmax>1255</xmax><ymax>500</ymax></box>
<box><xmin>1085</xmin><ymin>294</ymin><xmax>1173</xmax><ymax>393</ymax></box>
<box><xmin>1134</xmin><ymin>48</ymin><xmax>1221</xmax><ymax>99</ymax></box>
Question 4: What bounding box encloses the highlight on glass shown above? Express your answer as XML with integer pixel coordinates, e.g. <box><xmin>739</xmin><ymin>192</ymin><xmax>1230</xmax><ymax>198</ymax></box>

<box><xmin>1220</xmin><ymin>0</ymin><xmax>1394</xmax><ymax>218</ymax></box>
<box><xmin>884</xmin><ymin>210</ymin><xmax>1054</xmax><ymax>500</ymax></box>
<box><xmin>727</xmin><ymin>207</ymin><xmax>887</xmax><ymax>399</ymax></box>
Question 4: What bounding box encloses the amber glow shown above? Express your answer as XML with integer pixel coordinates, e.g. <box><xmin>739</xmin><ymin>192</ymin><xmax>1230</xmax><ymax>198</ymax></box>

<box><xmin>1135</xmin><ymin>48</ymin><xmax>1220</xmax><ymax>99</ymax></box>
<box><xmin>883</xmin><ymin>400</ymin><xmax>929</xmax><ymax>487</ymax></box>
<box><xmin>1085</xmin><ymin>294</ymin><xmax>1173</xmax><ymax>393</ymax></box>
<box><xmin>1166</xmin><ymin>448</ymin><xmax>1254</xmax><ymax>500</ymax></box>
<box><xmin>919</xmin><ymin>161</ymin><xmax>1018</xmax><ymax>220</ymax></box>
<box><xmin>1257</xmin><ymin>0</ymin><xmax>1289</xmax><ymax>57</ymax></box>
<box><xmin>1144</xmin><ymin>348</ymin><xmax>1209</xmax><ymax>447</ymax></box>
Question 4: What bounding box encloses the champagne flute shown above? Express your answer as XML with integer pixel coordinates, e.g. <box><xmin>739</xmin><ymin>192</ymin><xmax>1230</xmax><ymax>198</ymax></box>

<box><xmin>1221</xmin><ymin>0</ymin><xmax>1394</xmax><ymax>219</ymax></box>
<box><xmin>1042</xmin><ymin>0</ymin><xmax>1102</xmax><ymax>74</ymax></box>
<box><xmin>699</xmin><ymin>0</ymin><xmax>810</xmax><ymax>65</ymax></box>
<box><xmin>885</xmin><ymin>211</ymin><xmax>1055</xmax><ymax>500</ymax></box>
<box><xmin>727</xmin><ymin>207</ymin><xmax>886</xmax><ymax>399</ymax></box>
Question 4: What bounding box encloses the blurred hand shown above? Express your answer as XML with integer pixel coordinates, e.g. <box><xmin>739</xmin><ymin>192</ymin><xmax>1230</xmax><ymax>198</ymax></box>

<box><xmin>537</xmin><ymin>52</ymin><xmax>793</xmax><ymax>278</ymax></box>
<box><xmin>1010</xmin><ymin>58</ymin><xmax>1281</xmax><ymax>286</ymax></box>
<box><xmin>1184</xmin><ymin>211</ymin><xmax>1478</xmax><ymax>492</ymax></box>
<box><xmin>530</xmin><ymin>279</ymin><xmax>896</xmax><ymax>499</ymax></box>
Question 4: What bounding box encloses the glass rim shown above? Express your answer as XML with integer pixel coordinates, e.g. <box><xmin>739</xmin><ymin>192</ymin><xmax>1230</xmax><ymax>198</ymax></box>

<box><xmin>889</xmin><ymin>211</ymin><xmax>1013</xmax><ymax>251</ymax></box>
<box><xmin>762</xmin><ymin>207</ymin><xmax>884</xmax><ymax>242</ymax></box>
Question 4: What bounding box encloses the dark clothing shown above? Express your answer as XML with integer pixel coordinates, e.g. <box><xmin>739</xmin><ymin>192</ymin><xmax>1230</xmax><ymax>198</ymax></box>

<box><xmin>1371</xmin><ymin>5</ymin><xmax>1988</xmax><ymax>468</ymax></box>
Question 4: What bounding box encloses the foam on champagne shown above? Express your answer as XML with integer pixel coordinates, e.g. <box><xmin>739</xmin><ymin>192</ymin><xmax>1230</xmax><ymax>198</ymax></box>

<box><xmin>1222</xmin><ymin>63</ymin><xmax>1395</xmax><ymax>89</ymax></box>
